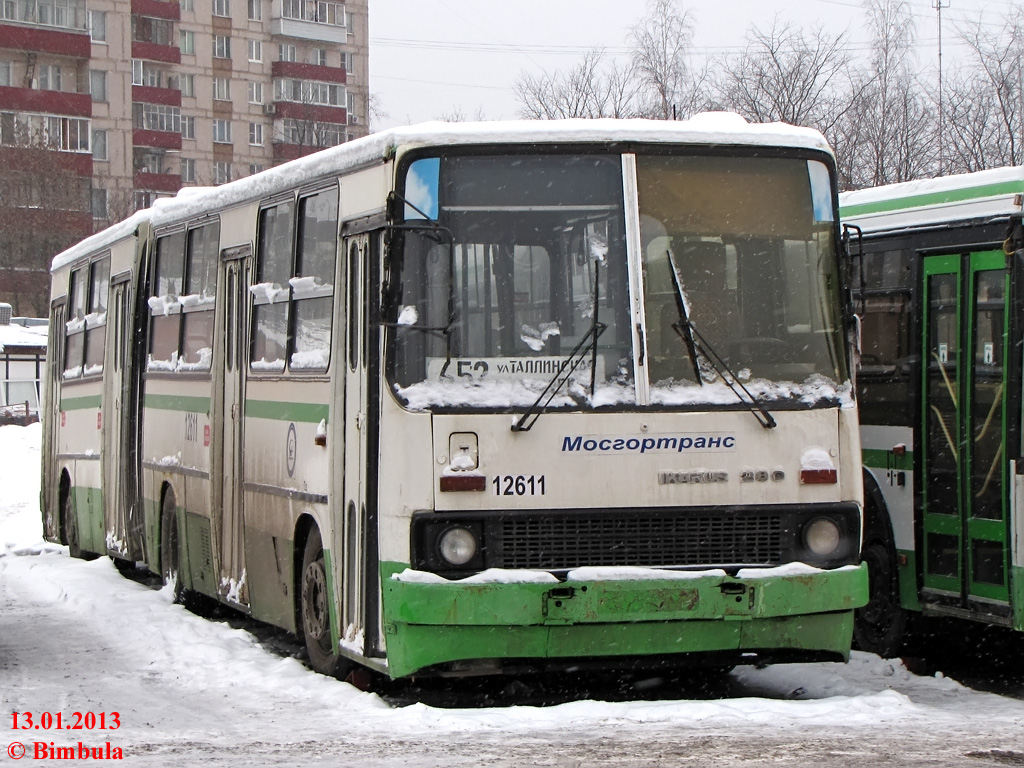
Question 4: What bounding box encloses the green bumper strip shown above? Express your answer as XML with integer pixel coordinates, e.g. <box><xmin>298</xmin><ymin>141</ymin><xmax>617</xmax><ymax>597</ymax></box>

<box><xmin>380</xmin><ymin>563</ymin><xmax>868</xmax><ymax>678</ymax></box>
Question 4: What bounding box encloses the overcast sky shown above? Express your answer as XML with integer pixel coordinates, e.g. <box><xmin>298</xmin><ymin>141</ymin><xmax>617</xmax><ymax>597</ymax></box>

<box><xmin>368</xmin><ymin>0</ymin><xmax>1009</xmax><ymax>129</ymax></box>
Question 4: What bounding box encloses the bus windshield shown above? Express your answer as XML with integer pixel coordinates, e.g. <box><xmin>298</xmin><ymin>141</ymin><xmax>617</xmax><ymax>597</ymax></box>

<box><xmin>386</xmin><ymin>150</ymin><xmax>848</xmax><ymax>410</ymax></box>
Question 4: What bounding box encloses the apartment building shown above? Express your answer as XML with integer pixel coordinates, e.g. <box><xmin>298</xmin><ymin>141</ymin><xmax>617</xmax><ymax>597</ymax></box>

<box><xmin>0</xmin><ymin>0</ymin><xmax>369</xmax><ymax>314</ymax></box>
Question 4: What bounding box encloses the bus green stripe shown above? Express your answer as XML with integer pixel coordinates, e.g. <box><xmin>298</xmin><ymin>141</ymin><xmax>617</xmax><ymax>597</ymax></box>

<box><xmin>862</xmin><ymin>448</ymin><xmax>913</xmax><ymax>471</ymax></box>
<box><xmin>144</xmin><ymin>394</ymin><xmax>212</xmax><ymax>413</ymax></box>
<box><xmin>61</xmin><ymin>395</ymin><xmax>102</xmax><ymax>411</ymax></box>
<box><xmin>244</xmin><ymin>399</ymin><xmax>329</xmax><ymax>423</ymax></box>
<box><xmin>840</xmin><ymin>180</ymin><xmax>1024</xmax><ymax>217</ymax></box>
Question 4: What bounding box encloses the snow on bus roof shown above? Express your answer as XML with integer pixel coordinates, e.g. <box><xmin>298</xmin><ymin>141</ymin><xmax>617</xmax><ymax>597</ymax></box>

<box><xmin>51</xmin><ymin>114</ymin><xmax>831</xmax><ymax>274</ymax></box>
<box><xmin>840</xmin><ymin>164</ymin><xmax>1024</xmax><ymax>233</ymax></box>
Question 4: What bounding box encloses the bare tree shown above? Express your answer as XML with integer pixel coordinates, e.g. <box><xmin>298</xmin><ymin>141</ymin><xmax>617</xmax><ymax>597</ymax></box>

<box><xmin>514</xmin><ymin>49</ymin><xmax>642</xmax><ymax>119</ymax></box>
<box><xmin>716</xmin><ymin>19</ymin><xmax>853</xmax><ymax>136</ymax></box>
<box><xmin>942</xmin><ymin>7</ymin><xmax>1024</xmax><ymax>172</ymax></box>
<box><xmin>0</xmin><ymin>138</ymin><xmax>92</xmax><ymax>316</ymax></box>
<box><xmin>629</xmin><ymin>0</ymin><xmax>708</xmax><ymax>118</ymax></box>
<box><xmin>834</xmin><ymin>0</ymin><xmax>934</xmax><ymax>189</ymax></box>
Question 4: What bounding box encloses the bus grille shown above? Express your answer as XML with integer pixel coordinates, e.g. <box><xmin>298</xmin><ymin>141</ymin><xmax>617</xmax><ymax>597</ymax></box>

<box><xmin>493</xmin><ymin>512</ymin><xmax>783</xmax><ymax>570</ymax></box>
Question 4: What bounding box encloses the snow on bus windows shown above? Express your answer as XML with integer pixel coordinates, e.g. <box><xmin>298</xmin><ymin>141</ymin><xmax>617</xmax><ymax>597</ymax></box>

<box><xmin>147</xmin><ymin>221</ymin><xmax>219</xmax><ymax>373</ymax></box>
<box><xmin>250</xmin><ymin>187</ymin><xmax>338</xmax><ymax>374</ymax></box>
<box><xmin>64</xmin><ymin>257</ymin><xmax>109</xmax><ymax>380</ymax></box>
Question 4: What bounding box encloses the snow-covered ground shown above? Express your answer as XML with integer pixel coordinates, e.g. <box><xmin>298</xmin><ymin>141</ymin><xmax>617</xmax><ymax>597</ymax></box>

<box><xmin>2</xmin><ymin>422</ymin><xmax>1023</xmax><ymax>766</ymax></box>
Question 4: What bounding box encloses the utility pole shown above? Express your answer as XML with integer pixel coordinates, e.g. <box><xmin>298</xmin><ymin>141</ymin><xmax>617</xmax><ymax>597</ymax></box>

<box><xmin>933</xmin><ymin>0</ymin><xmax>950</xmax><ymax>175</ymax></box>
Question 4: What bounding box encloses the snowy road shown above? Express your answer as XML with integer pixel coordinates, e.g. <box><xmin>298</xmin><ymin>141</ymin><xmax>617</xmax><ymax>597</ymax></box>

<box><xmin>3</xmin><ymin>423</ymin><xmax>1024</xmax><ymax>767</ymax></box>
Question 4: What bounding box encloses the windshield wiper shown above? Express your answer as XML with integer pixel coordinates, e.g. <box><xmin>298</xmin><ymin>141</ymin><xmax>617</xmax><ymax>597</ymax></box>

<box><xmin>666</xmin><ymin>249</ymin><xmax>776</xmax><ymax>430</ymax></box>
<box><xmin>511</xmin><ymin>320</ymin><xmax>607</xmax><ymax>432</ymax></box>
<box><xmin>512</xmin><ymin>257</ymin><xmax>606</xmax><ymax>432</ymax></box>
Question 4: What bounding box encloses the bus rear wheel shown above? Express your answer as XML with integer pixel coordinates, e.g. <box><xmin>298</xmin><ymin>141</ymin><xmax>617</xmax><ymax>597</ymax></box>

<box><xmin>854</xmin><ymin>538</ymin><xmax>906</xmax><ymax>658</ymax></box>
<box><xmin>62</xmin><ymin>488</ymin><xmax>97</xmax><ymax>561</ymax></box>
<box><xmin>160</xmin><ymin>491</ymin><xmax>185</xmax><ymax>604</ymax></box>
<box><xmin>300</xmin><ymin>528</ymin><xmax>349</xmax><ymax>678</ymax></box>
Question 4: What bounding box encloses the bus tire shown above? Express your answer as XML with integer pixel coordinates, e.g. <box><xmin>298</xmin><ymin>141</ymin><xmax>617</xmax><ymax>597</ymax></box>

<box><xmin>854</xmin><ymin>537</ymin><xmax>906</xmax><ymax>658</ymax></box>
<box><xmin>160</xmin><ymin>490</ymin><xmax>187</xmax><ymax>604</ymax></box>
<box><xmin>62</xmin><ymin>487</ymin><xmax>97</xmax><ymax>561</ymax></box>
<box><xmin>300</xmin><ymin>528</ymin><xmax>348</xmax><ymax>678</ymax></box>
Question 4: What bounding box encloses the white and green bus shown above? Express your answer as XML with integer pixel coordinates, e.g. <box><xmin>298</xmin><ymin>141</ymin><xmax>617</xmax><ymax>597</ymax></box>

<box><xmin>842</xmin><ymin>167</ymin><xmax>1024</xmax><ymax>656</ymax></box>
<box><xmin>42</xmin><ymin>117</ymin><xmax>866</xmax><ymax>679</ymax></box>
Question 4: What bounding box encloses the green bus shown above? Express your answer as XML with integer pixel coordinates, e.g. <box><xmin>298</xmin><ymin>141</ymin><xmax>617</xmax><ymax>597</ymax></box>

<box><xmin>842</xmin><ymin>168</ymin><xmax>1024</xmax><ymax>655</ymax></box>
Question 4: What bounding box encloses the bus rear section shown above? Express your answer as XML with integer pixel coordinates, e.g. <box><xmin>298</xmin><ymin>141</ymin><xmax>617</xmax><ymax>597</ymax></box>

<box><xmin>370</xmin><ymin>136</ymin><xmax>868</xmax><ymax>678</ymax></box>
<box><xmin>842</xmin><ymin>167</ymin><xmax>1024</xmax><ymax>656</ymax></box>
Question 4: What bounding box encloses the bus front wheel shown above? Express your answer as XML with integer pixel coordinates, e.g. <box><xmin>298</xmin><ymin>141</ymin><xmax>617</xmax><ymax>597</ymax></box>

<box><xmin>854</xmin><ymin>538</ymin><xmax>906</xmax><ymax>658</ymax></box>
<box><xmin>300</xmin><ymin>528</ymin><xmax>349</xmax><ymax>678</ymax></box>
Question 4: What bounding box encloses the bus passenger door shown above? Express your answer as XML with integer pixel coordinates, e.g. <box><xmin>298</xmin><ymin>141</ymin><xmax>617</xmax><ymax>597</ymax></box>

<box><xmin>921</xmin><ymin>251</ymin><xmax>1011</xmax><ymax>612</ymax></box>
<box><xmin>103</xmin><ymin>278</ymin><xmax>131</xmax><ymax>557</ymax></box>
<box><xmin>341</xmin><ymin>234</ymin><xmax>369</xmax><ymax>650</ymax></box>
<box><xmin>215</xmin><ymin>250</ymin><xmax>250</xmax><ymax>607</ymax></box>
<box><xmin>41</xmin><ymin>301</ymin><xmax>66</xmax><ymax>540</ymax></box>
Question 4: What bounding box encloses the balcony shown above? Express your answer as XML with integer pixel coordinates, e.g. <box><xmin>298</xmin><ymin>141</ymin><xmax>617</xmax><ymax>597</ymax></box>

<box><xmin>132</xmin><ymin>85</ymin><xmax>181</xmax><ymax>107</ymax></box>
<box><xmin>133</xmin><ymin>129</ymin><xmax>181</xmax><ymax>150</ymax></box>
<box><xmin>131</xmin><ymin>0</ymin><xmax>180</xmax><ymax>21</ymax></box>
<box><xmin>134</xmin><ymin>170</ymin><xmax>180</xmax><ymax>193</ymax></box>
<box><xmin>270</xmin><ymin>100</ymin><xmax>346</xmax><ymax>124</ymax></box>
<box><xmin>271</xmin><ymin>60</ymin><xmax>345</xmax><ymax>84</ymax></box>
<box><xmin>0</xmin><ymin>145</ymin><xmax>92</xmax><ymax>176</ymax></box>
<box><xmin>270</xmin><ymin>0</ymin><xmax>346</xmax><ymax>44</ymax></box>
<box><xmin>131</xmin><ymin>40</ymin><xmax>181</xmax><ymax>64</ymax></box>
<box><xmin>0</xmin><ymin>23</ymin><xmax>90</xmax><ymax>58</ymax></box>
<box><xmin>0</xmin><ymin>86</ymin><xmax>91</xmax><ymax>117</ymax></box>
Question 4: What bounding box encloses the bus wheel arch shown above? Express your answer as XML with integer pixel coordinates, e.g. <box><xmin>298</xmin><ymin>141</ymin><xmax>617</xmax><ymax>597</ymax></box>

<box><xmin>296</xmin><ymin>518</ymin><xmax>349</xmax><ymax>678</ymax></box>
<box><xmin>854</xmin><ymin>470</ymin><xmax>907</xmax><ymax>658</ymax></box>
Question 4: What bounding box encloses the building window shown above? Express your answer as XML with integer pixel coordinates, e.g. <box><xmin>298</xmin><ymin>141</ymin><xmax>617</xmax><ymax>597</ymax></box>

<box><xmin>89</xmin><ymin>70</ymin><xmax>106</xmax><ymax>102</ymax></box>
<box><xmin>275</xmin><ymin>79</ymin><xmax>343</xmax><ymax>107</ymax></box>
<box><xmin>181</xmin><ymin>158</ymin><xmax>196</xmax><ymax>183</ymax></box>
<box><xmin>278</xmin><ymin>43</ymin><xmax>296</xmax><ymax>62</ymax></box>
<box><xmin>247</xmin><ymin>0</ymin><xmax>261</xmax><ymax>20</ymax></box>
<box><xmin>133</xmin><ymin>103</ymin><xmax>181</xmax><ymax>133</ymax></box>
<box><xmin>180</xmin><ymin>73</ymin><xmax>195</xmax><ymax>97</ymax></box>
<box><xmin>0</xmin><ymin>61</ymin><xmax>11</xmax><ymax>87</ymax></box>
<box><xmin>5</xmin><ymin>0</ymin><xmax>87</xmax><ymax>31</ymax></box>
<box><xmin>212</xmin><ymin>119</ymin><xmax>232</xmax><ymax>144</ymax></box>
<box><xmin>132</xmin><ymin>15</ymin><xmax>173</xmax><ymax>46</ymax></box>
<box><xmin>37</xmin><ymin>64</ymin><xmax>62</xmax><ymax>91</ymax></box>
<box><xmin>249</xmin><ymin>122</ymin><xmax>263</xmax><ymax>146</ymax></box>
<box><xmin>213</xmin><ymin>77</ymin><xmax>231</xmax><ymax>101</ymax></box>
<box><xmin>249</xmin><ymin>163</ymin><xmax>264</xmax><ymax>175</ymax></box>
<box><xmin>213</xmin><ymin>0</ymin><xmax>230</xmax><ymax>17</ymax></box>
<box><xmin>213</xmin><ymin>35</ymin><xmax>231</xmax><ymax>59</ymax></box>
<box><xmin>91</xmin><ymin>129</ymin><xmax>107</xmax><ymax>160</ymax></box>
<box><xmin>87</xmin><ymin>10</ymin><xmax>106</xmax><ymax>41</ymax></box>
<box><xmin>312</xmin><ymin>48</ymin><xmax>327</xmax><ymax>66</ymax></box>
<box><xmin>179</xmin><ymin>29</ymin><xmax>195</xmax><ymax>55</ymax></box>
<box><xmin>91</xmin><ymin>188</ymin><xmax>107</xmax><ymax>220</ymax></box>
<box><xmin>180</xmin><ymin>0</ymin><xmax>193</xmax><ymax>10</ymax></box>
<box><xmin>280</xmin><ymin>118</ymin><xmax>342</xmax><ymax>148</ymax></box>
<box><xmin>247</xmin><ymin>39</ymin><xmax>262</xmax><ymax>62</ymax></box>
<box><xmin>342</xmin><ymin>51</ymin><xmax>353</xmax><ymax>73</ymax></box>
<box><xmin>248</xmin><ymin>81</ymin><xmax>263</xmax><ymax>104</ymax></box>
<box><xmin>213</xmin><ymin>161</ymin><xmax>231</xmax><ymax>185</ymax></box>
<box><xmin>181</xmin><ymin>115</ymin><xmax>195</xmax><ymax>139</ymax></box>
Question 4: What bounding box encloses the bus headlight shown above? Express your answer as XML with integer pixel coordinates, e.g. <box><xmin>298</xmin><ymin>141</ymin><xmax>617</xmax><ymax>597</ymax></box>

<box><xmin>438</xmin><ymin>526</ymin><xmax>478</xmax><ymax>566</ymax></box>
<box><xmin>803</xmin><ymin>517</ymin><xmax>841</xmax><ymax>557</ymax></box>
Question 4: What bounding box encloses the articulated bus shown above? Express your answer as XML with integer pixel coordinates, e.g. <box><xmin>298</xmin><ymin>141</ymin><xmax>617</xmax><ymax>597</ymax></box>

<box><xmin>42</xmin><ymin>116</ymin><xmax>867</xmax><ymax>680</ymax></box>
<box><xmin>841</xmin><ymin>167</ymin><xmax>1024</xmax><ymax>656</ymax></box>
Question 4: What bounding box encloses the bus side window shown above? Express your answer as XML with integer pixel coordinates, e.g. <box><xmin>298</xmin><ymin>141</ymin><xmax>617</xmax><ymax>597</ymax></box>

<box><xmin>64</xmin><ymin>266</ymin><xmax>89</xmax><ymax>379</ymax></box>
<box><xmin>292</xmin><ymin>187</ymin><xmax>338</xmax><ymax>372</ymax></box>
<box><xmin>180</xmin><ymin>222</ymin><xmax>220</xmax><ymax>372</ymax></box>
<box><xmin>83</xmin><ymin>258</ymin><xmax>110</xmax><ymax>376</ymax></box>
<box><xmin>252</xmin><ymin>200</ymin><xmax>294</xmax><ymax>373</ymax></box>
<box><xmin>149</xmin><ymin>231</ymin><xmax>185</xmax><ymax>371</ymax></box>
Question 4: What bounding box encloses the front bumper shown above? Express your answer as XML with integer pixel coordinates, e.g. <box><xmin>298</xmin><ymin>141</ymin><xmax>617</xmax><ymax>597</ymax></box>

<box><xmin>380</xmin><ymin>562</ymin><xmax>869</xmax><ymax>678</ymax></box>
